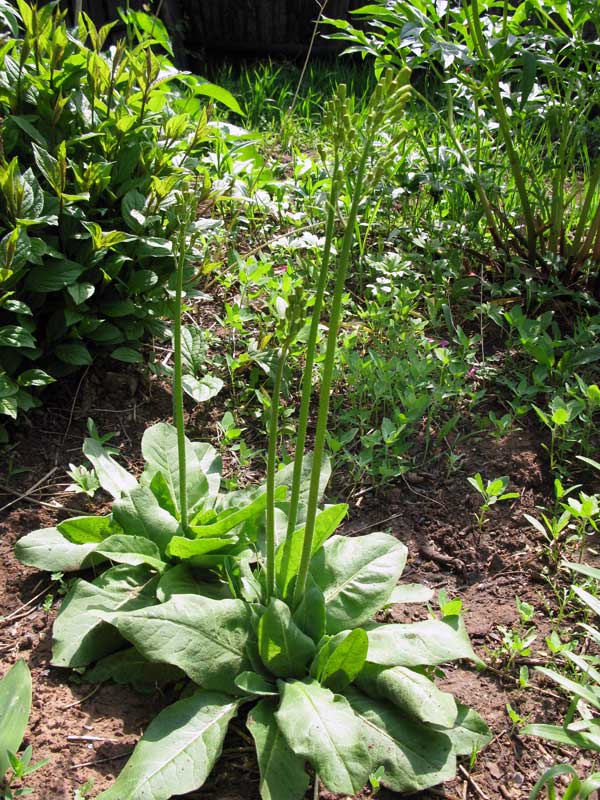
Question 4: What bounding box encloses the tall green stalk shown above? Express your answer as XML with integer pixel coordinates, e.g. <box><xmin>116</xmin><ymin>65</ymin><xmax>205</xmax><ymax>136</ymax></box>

<box><xmin>265</xmin><ymin>344</ymin><xmax>290</xmax><ymax>602</ymax></box>
<box><xmin>284</xmin><ymin>152</ymin><xmax>341</xmax><ymax>541</ymax></box>
<box><xmin>173</xmin><ymin>219</ymin><xmax>188</xmax><ymax>530</ymax></box>
<box><xmin>291</xmin><ymin>141</ymin><xmax>373</xmax><ymax>608</ymax></box>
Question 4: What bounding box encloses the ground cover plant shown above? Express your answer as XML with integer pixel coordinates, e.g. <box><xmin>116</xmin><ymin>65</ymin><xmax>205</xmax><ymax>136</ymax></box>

<box><xmin>0</xmin><ymin>0</ymin><xmax>238</xmax><ymax>439</ymax></box>
<box><xmin>3</xmin><ymin>0</ymin><xmax>600</xmax><ymax>798</ymax></box>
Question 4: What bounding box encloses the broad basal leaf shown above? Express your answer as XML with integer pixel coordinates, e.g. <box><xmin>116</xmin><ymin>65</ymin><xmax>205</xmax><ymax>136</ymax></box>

<box><xmin>293</xmin><ymin>581</ymin><xmax>326</xmax><ymax>642</ymax></box>
<box><xmin>366</xmin><ymin>616</ymin><xmax>481</xmax><ymax>668</ymax></box>
<box><xmin>276</xmin><ymin>504</ymin><xmax>348</xmax><ymax>601</ymax></box>
<box><xmin>248</xmin><ymin>699</ymin><xmax>310</xmax><ymax>800</ymax></box>
<box><xmin>142</xmin><ymin>423</ymin><xmax>208</xmax><ymax>519</ymax></box>
<box><xmin>166</xmin><ymin>535</ymin><xmax>234</xmax><ymax>562</ymax></box>
<box><xmin>83</xmin><ymin>438</ymin><xmax>138</xmax><ymax>499</ymax></box>
<box><xmin>14</xmin><ymin>527</ymin><xmax>105</xmax><ymax>572</ymax></box>
<box><xmin>113</xmin><ymin>485</ymin><xmax>180</xmax><ymax>555</ymax></box>
<box><xmin>191</xmin><ymin>442</ymin><xmax>222</xmax><ymax>502</ymax></box>
<box><xmin>445</xmin><ymin>703</ymin><xmax>491</xmax><ymax>756</ymax></box>
<box><xmin>258</xmin><ymin>599</ymin><xmax>316</xmax><ymax>679</ymax></box>
<box><xmin>275</xmin><ymin>679</ymin><xmax>370</xmax><ymax>795</ymax></box>
<box><xmin>97</xmin><ymin>691</ymin><xmax>239</xmax><ymax>800</ymax></box>
<box><xmin>104</xmin><ymin>595</ymin><xmax>254</xmax><ymax>693</ymax></box>
<box><xmin>84</xmin><ymin>648</ymin><xmax>183</xmax><ymax>694</ymax></box>
<box><xmin>384</xmin><ymin>583</ymin><xmax>434</xmax><ymax>605</ymax></box>
<box><xmin>234</xmin><ymin>672</ymin><xmax>277</xmax><ymax>698</ymax></box>
<box><xmin>356</xmin><ymin>663</ymin><xmax>458</xmax><ymax>728</ymax></box>
<box><xmin>95</xmin><ymin>534</ymin><xmax>167</xmax><ymax>572</ymax></box>
<box><xmin>52</xmin><ymin>564</ymin><xmax>159</xmax><ymax>667</ymax></box>
<box><xmin>182</xmin><ymin>374</ymin><xmax>223</xmax><ymax>403</ymax></box>
<box><xmin>57</xmin><ymin>514</ymin><xmax>119</xmax><ymax>544</ymax></box>
<box><xmin>0</xmin><ymin>660</ymin><xmax>31</xmax><ymax>778</ymax></box>
<box><xmin>344</xmin><ymin>686</ymin><xmax>456</xmax><ymax>793</ymax></box>
<box><xmin>189</xmin><ymin>485</ymin><xmax>286</xmax><ymax>539</ymax></box>
<box><xmin>156</xmin><ymin>564</ymin><xmax>231</xmax><ymax>602</ymax></box>
<box><xmin>315</xmin><ymin>628</ymin><xmax>368</xmax><ymax>693</ymax></box>
<box><xmin>310</xmin><ymin>532</ymin><xmax>407</xmax><ymax>634</ymax></box>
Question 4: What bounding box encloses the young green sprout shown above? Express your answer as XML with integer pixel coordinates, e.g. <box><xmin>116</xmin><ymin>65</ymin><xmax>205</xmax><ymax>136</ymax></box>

<box><xmin>467</xmin><ymin>473</ymin><xmax>520</xmax><ymax>530</ymax></box>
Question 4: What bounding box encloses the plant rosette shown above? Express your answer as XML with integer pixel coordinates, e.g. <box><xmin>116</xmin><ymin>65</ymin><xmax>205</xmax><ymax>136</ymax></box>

<box><xmin>15</xmin><ymin>429</ymin><xmax>490</xmax><ymax>798</ymax></box>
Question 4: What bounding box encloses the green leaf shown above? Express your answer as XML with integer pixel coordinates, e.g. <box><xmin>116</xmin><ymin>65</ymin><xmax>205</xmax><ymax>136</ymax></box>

<box><xmin>276</xmin><ymin>504</ymin><xmax>348</xmax><ymax>601</ymax></box>
<box><xmin>111</xmin><ymin>346</ymin><xmax>143</xmax><ymax>364</ymax></box>
<box><xmin>248</xmin><ymin>699</ymin><xmax>310</xmax><ymax>800</ymax></box>
<box><xmin>67</xmin><ymin>282</ymin><xmax>95</xmax><ymax>305</ymax></box>
<box><xmin>190</xmin><ymin>485</ymin><xmax>286</xmax><ymax>538</ymax></box>
<box><xmin>275</xmin><ymin>678</ymin><xmax>371</xmax><ymax>795</ymax></box>
<box><xmin>356</xmin><ymin>663</ymin><xmax>458</xmax><ymax>728</ymax></box>
<box><xmin>258</xmin><ymin>599</ymin><xmax>316</xmax><ymax>679</ymax></box>
<box><xmin>147</xmin><ymin>469</ymin><xmax>178</xmax><ymax>518</ymax></box>
<box><xmin>181</xmin><ymin>374</ymin><xmax>224</xmax><ymax>403</ymax></box>
<box><xmin>96</xmin><ymin>692</ymin><xmax>239</xmax><ymax>800</ymax></box>
<box><xmin>57</xmin><ymin>515</ymin><xmax>118</xmax><ymax>544</ymax></box>
<box><xmin>166</xmin><ymin>535</ymin><xmax>234</xmax><ymax>562</ymax></box>
<box><xmin>14</xmin><ymin>527</ymin><xmax>105</xmax><ymax>572</ymax></box>
<box><xmin>26</xmin><ymin>259</ymin><xmax>84</xmax><ymax>292</ymax></box>
<box><xmin>17</xmin><ymin>369</ymin><xmax>54</xmax><ymax>388</ymax></box>
<box><xmin>344</xmin><ymin>686</ymin><xmax>456</xmax><ymax>793</ymax></box>
<box><xmin>0</xmin><ymin>660</ymin><xmax>31</xmax><ymax>779</ymax></box>
<box><xmin>0</xmin><ymin>325</ymin><xmax>35</xmax><ymax>348</ymax></box>
<box><xmin>445</xmin><ymin>704</ymin><xmax>491</xmax><ymax>756</ymax></box>
<box><xmin>234</xmin><ymin>672</ymin><xmax>278</xmax><ymax>698</ymax></box>
<box><xmin>128</xmin><ymin>269</ymin><xmax>158</xmax><ymax>292</ymax></box>
<box><xmin>113</xmin><ymin>486</ymin><xmax>179</xmax><ymax>555</ymax></box>
<box><xmin>366</xmin><ymin>616</ymin><xmax>481</xmax><ymax>668</ymax></box>
<box><xmin>55</xmin><ymin>342</ymin><xmax>93</xmax><ymax>366</ymax></box>
<box><xmin>121</xmin><ymin>189</ymin><xmax>146</xmax><ymax>233</ymax></box>
<box><xmin>384</xmin><ymin>583</ymin><xmax>434</xmax><ymax>605</ymax></box>
<box><xmin>104</xmin><ymin>595</ymin><xmax>254</xmax><ymax>693</ymax></box>
<box><xmin>523</xmin><ymin>722</ymin><xmax>600</xmax><ymax>751</ymax></box>
<box><xmin>317</xmin><ymin>629</ymin><xmax>368</xmax><ymax>692</ymax></box>
<box><xmin>95</xmin><ymin>534</ymin><xmax>167</xmax><ymax>572</ymax></box>
<box><xmin>156</xmin><ymin>564</ymin><xmax>231</xmax><ymax>602</ymax></box>
<box><xmin>293</xmin><ymin>582</ymin><xmax>326</xmax><ymax>642</ymax></box>
<box><xmin>52</xmin><ymin>564</ymin><xmax>159</xmax><ymax>667</ymax></box>
<box><xmin>83</xmin><ymin>438</ymin><xmax>138</xmax><ymax>499</ymax></box>
<box><xmin>192</xmin><ymin>442</ymin><xmax>222</xmax><ymax>501</ymax></box>
<box><xmin>181</xmin><ymin>326</ymin><xmax>205</xmax><ymax>374</ymax></box>
<box><xmin>142</xmin><ymin>423</ymin><xmax>208</xmax><ymax>519</ymax></box>
<box><xmin>84</xmin><ymin>648</ymin><xmax>183</xmax><ymax>693</ymax></box>
<box><xmin>309</xmin><ymin>532</ymin><xmax>407</xmax><ymax>634</ymax></box>
<box><xmin>194</xmin><ymin>82</ymin><xmax>243</xmax><ymax>115</ymax></box>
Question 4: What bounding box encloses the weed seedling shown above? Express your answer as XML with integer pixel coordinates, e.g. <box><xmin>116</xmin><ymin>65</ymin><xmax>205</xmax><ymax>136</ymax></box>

<box><xmin>467</xmin><ymin>473</ymin><xmax>519</xmax><ymax>530</ymax></box>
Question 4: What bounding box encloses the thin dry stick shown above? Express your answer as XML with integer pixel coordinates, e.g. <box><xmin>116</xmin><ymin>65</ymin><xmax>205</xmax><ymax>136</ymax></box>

<box><xmin>61</xmin><ymin>685</ymin><xmax>101</xmax><ymax>710</ymax></box>
<box><xmin>0</xmin><ymin>603</ymin><xmax>42</xmax><ymax>628</ymax></box>
<box><xmin>289</xmin><ymin>0</ymin><xmax>330</xmax><ymax>117</ymax></box>
<box><xmin>313</xmin><ymin>773</ymin><xmax>320</xmax><ymax>800</ymax></box>
<box><xmin>70</xmin><ymin>750</ymin><xmax>133</xmax><ymax>770</ymax></box>
<box><xmin>62</xmin><ymin>364</ymin><xmax>90</xmax><ymax>444</ymax></box>
<box><xmin>1</xmin><ymin>584</ymin><xmax>51</xmax><ymax>622</ymax></box>
<box><xmin>0</xmin><ymin>466</ymin><xmax>59</xmax><ymax>514</ymax></box>
<box><xmin>67</xmin><ymin>735</ymin><xmax>116</xmax><ymax>744</ymax></box>
<box><xmin>458</xmin><ymin>766</ymin><xmax>492</xmax><ymax>800</ymax></box>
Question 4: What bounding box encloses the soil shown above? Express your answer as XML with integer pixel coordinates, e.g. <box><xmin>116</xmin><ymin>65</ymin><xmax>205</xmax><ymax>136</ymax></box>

<box><xmin>1</xmin><ymin>367</ymin><xmax>599</xmax><ymax>800</ymax></box>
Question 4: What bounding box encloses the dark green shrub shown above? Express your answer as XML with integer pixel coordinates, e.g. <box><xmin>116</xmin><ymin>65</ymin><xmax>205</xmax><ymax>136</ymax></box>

<box><xmin>0</xmin><ymin>1</ymin><xmax>238</xmax><ymax>438</ymax></box>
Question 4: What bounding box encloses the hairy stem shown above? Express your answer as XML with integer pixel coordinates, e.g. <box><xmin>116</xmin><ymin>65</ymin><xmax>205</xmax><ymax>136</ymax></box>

<box><xmin>292</xmin><ymin>142</ymin><xmax>372</xmax><ymax>608</ymax></box>
<box><xmin>265</xmin><ymin>344</ymin><xmax>289</xmax><ymax>602</ymax></box>
<box><xmin>285</xmin><ymin>152</ymin><xmax>341</xmax><ymax>540</ymax></box>
<box><xmin>173</xmin><ymin>223</ymin><xmax>188</xmax><ymax>529</ymax></box>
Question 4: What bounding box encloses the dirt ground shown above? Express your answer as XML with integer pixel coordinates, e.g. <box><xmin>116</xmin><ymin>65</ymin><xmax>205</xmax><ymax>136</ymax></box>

<box><xmin>1</xmin><ymin>367</ymin><xmax>598</xmax><ymax>800</ymax></box>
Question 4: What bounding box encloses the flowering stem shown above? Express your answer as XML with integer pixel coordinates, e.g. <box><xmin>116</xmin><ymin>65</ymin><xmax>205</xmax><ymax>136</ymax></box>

<box><xmin>292</xmin><ymin>140</ymin><xmax>372</xmax><ymax>609</ymax></box>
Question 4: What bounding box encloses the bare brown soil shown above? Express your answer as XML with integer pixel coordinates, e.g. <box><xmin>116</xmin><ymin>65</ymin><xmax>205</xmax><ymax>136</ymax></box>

<box><xmin>1</xmin><ymin>369</ymin><xmax>599</xmax><ymax>800</ymax></box>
